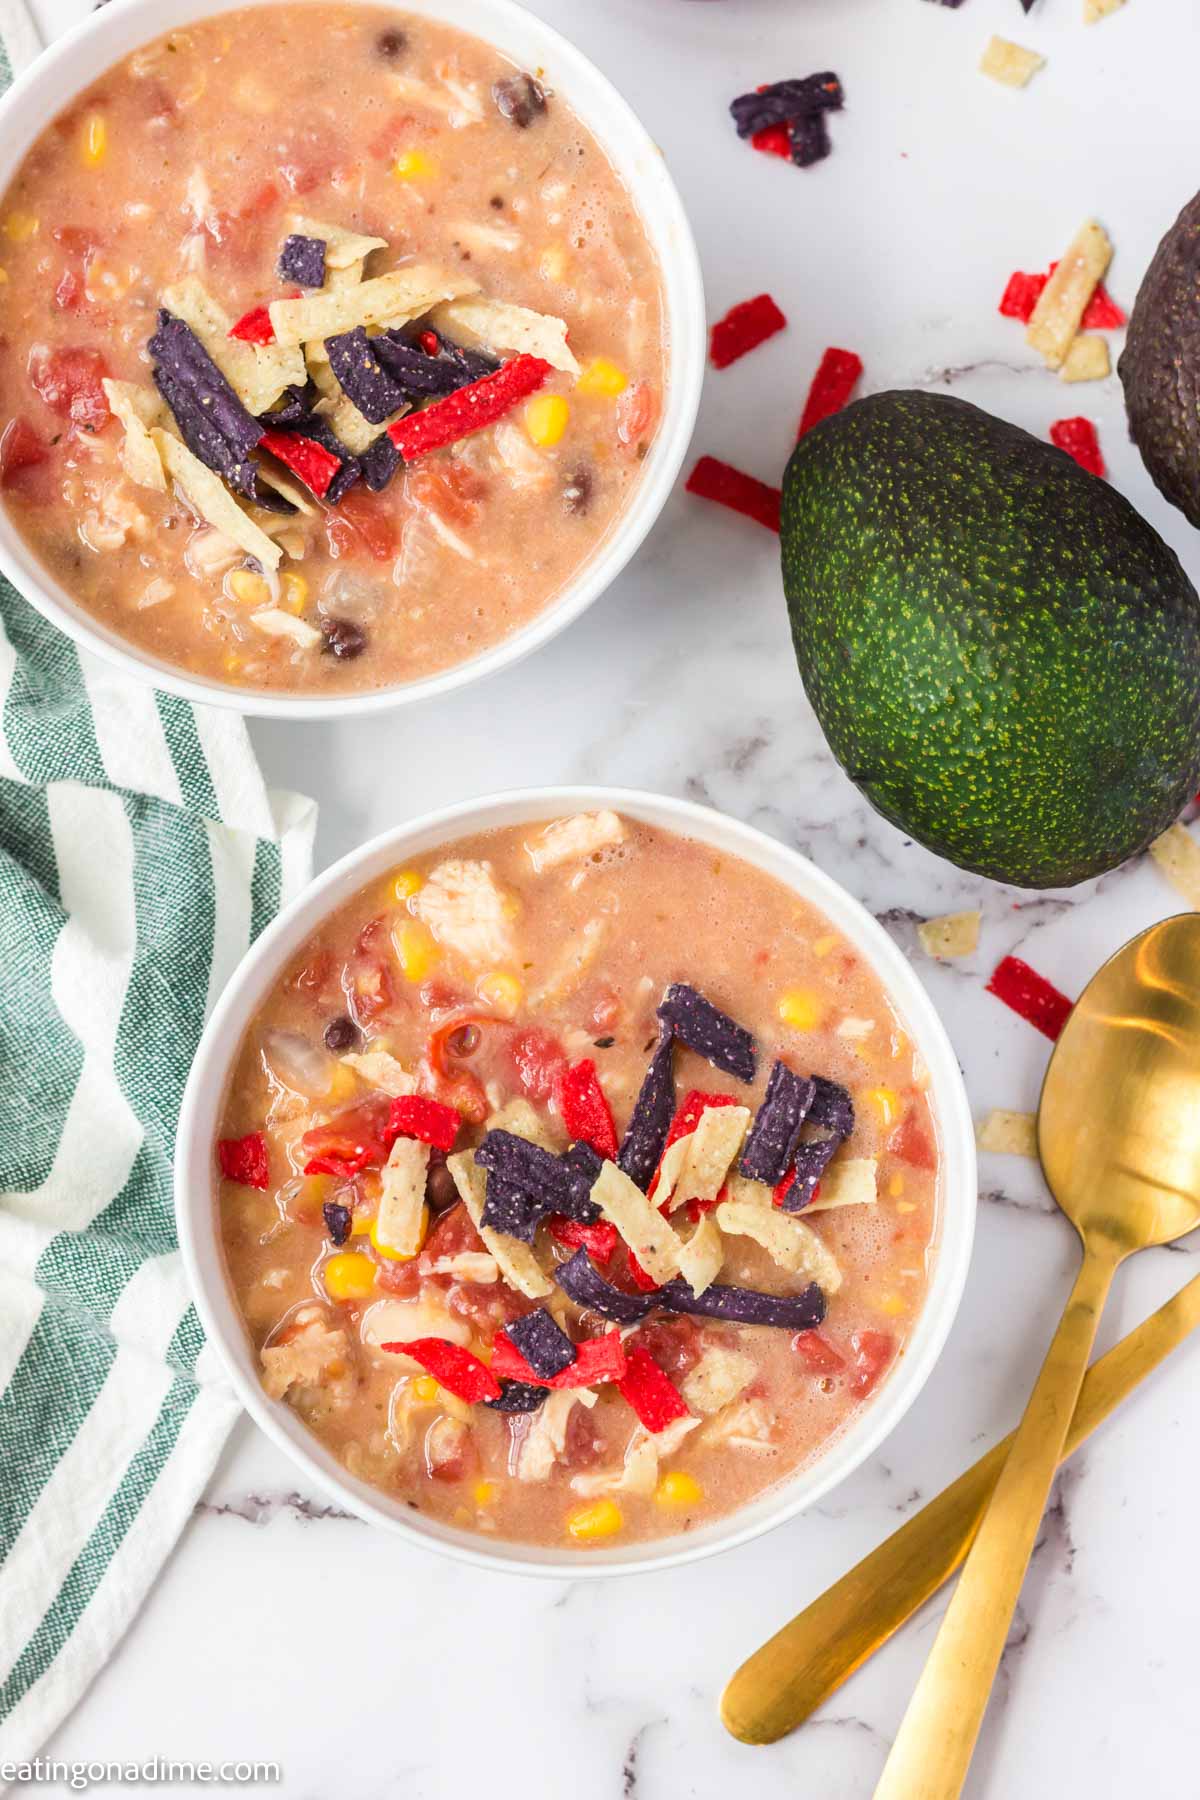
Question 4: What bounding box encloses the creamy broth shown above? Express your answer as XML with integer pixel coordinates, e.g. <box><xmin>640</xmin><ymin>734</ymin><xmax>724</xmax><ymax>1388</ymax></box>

<box><xmin>215</xmin><ymin>815</ymin><xmax>940</xmax><ymax>1547</ymax></box>
<box><xmin>0</xmin><ymin>6</ymin><xmax>666</xmax><ymax>693</ymax></box>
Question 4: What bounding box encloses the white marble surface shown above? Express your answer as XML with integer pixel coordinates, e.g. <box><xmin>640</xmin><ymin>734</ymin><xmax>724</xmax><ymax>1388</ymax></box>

<box><xmin>25</xmin><ymin>0</ymin><xmax>1200</xmax><ymax>1792</ymax></box>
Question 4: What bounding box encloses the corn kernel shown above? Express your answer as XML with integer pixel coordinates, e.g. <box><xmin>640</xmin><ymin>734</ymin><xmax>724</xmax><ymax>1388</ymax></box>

<box><xmin>539</xmin><ymin>245</ymin><xmax>568</xmax><ymax>282</ymax></box>
<box><xmin>888</xmin><ymin>1172</ymin><xmax>905</xmax><ymax>1199</ymax></box>
<box><xmin>350</xmin><ymin>1209</ymin><xmax>373</xmax><ymax>1237</ymax></box>
<box><xmin>865</xmin><ymin>1086</ymin><xmax>901</xmax><ymax>1127</ymax></box>
<box><xmin>323</xmin><ymin>1252</ymin><xmax>378</xmax><ymax>1302</ymax></box>
<box><xmin>877</xmin><ymin>1292</ymin><xmax>907</xmax><ymax>1317</ymax></box>
<box><xmin>576</xmin><ymin>356</ymin><xmax>628</xmax><ymax>399</ymax></box>
<box><xmin>523</xmin><ymin>393</ymin><xmax>570</xmax><ymax>448</ymax></box>
<box><xmin>393</xmin><ymin>918</ymin><xmax>441</xmax><ymax>982</ymax></box>
<box><xmin>812</xmin><ymin>934</ymin><xmax>839</xmax><ymax>958</ymax></box>
<box><xmin>474</xmin><ymin>1480</ymin><xmax>497</xmax><ymax>1506</ymax></box>
<box><xmin>3</xmin><ymin>212</ymin><xmax>39</xmax><ymax>244</ymax></box>
<box><xmin>656</xmin><ymin>1470</ymin><xmax>703</xmax><ymax>1507</ymax></box>
<box><xmin>80</xmin><ymin>113</ymin><xmax>107</xmax><ymax>168</ymax></box>
<box><xmin>896</xmin><ymin>1200</ymin><xmax>917</xmax><ymax>1215</ymax></box>
<box><xmin>566</xmin><ymin>1498</ymin><xmax>624</xmax><ymax>1541</ymax></box>
<box><xmin>325</xmin><ymin>1061</ymin><xmax>360</xmax><ymax>1103</ymax></box>
<box><xmin>370</xmin><ymin>1203</ymin><xmax>429</xmax><ymax>1262</ymax></box>
<box><xmin>301</xmin><ymin>1173</ymin><xmax>331</xmax><ymax>1207</ymax></box>
<box><xmin>222</xmin><ymin>653</ymin><xmax>244</xmax><ymax>677</ymax></box>
<box><xmin>228</xmin><ymin>568</ymin><xmax>271</xmax><ymax>607</ymax></box>
<box><xmin>392</xmin><ymin>869</ymin><xmax>423</xmax><ymax>902</ymax></box>
<box><xmin>777</xmin><ymin>989</ymin><xmax>824</xmax><ymax>1032</ymax></box>
<box><xmin>0</xmin><ymin>268</ymin><xmax>11</xmax><ymax>286</ymax></box>
<box><xmin>280</xmin><ymin>571</ymin><xmax>308</xmax><ymax>614</ymax></box>
<box><xmin>412</xmin><ymin>1375</ymin><xmax>440</xmax><ymax>1403</ymax></box>
<box><xmin>393</xmin><ymin>149</ymin><xmax>437</xmax><ymax>181</ymax></box>
<box><xmin>477</xmin><ymin>970</ymin><xmax>523</xmax><ymax>1018</ymax></box>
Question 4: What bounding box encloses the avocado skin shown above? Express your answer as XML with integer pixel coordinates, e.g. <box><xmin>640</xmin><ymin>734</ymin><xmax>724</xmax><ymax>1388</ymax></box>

<box><xmin>781</xmin><ymin>389</ymin><xmax>1200</xmax><ymax>888</ymax></box>
<box><xmin>1119</xmin><ymin>188</ymin><xmax>1200</xmax><ymax>528</ymax></box>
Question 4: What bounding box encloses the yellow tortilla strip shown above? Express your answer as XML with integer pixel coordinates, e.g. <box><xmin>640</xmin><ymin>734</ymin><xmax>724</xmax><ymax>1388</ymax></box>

<box><xmin>668</xmin><ymin>1105</ymin><xmax>752</xmax><ymax>1213</ymax></box>
<box><xmin>1084</xmin><ymin>0</ymin><xmax>1125</xmax><ymax>20</ymax></box>
<box><xmin>269</xmin><ymin>266</ymin><xmax>479</xmax><ymax>349</ymax></box>
<box><xmin>1149</xmin><ymin>823</ymin><xmax>1200</xmax><ymax>908</ymax></box>
<box><xmin>429</xmin><ymin>295</ymin><xmax>580</xmax><ymax>377</ymax></box>
<box><xmin>486</xmin><ymin>1096</ymin><xmax>558</xmax><ymax>1152</ymax></box>
<box><xmin>1060</xmin><ymin>333</ymin><xmax>1111</xmax><ymax>384</ymax></box>
<box><xmin>1026</xmin><ymin>220</ymin><xmax>1113</xmax><ymax>370</ymax></box>
<box><xmin>287</xmin><ymin>215</ymin><xmax>388</xmax><ymax>271</ymax></box>
<box><xmin>917</xmin><ymin>909</ymin><xmax>981</xmax><ymax>960</ymax></box>
<box><xmin>339</xmin><ymin>1051</ymin><xmax>416</xmax><ymax>1096</ymax></box>
<box><xmin>445</xmin><ymin>1151</ymin><xmax>553</xmax><ymax>1299</ymax></box>
<box><xmin>805</xmin><ymin>1158</ymin><xmax>878</xmax><ymax>1213</ymax></box>
<box><xmin>590</xmin><ymin>1160</ymin><xmax>681</xmax><ymax>1287</ymax></box>
<box><xmin>979</xmin><ymin>36</ymin><xmax>1045</xmax><ymax>88</ymax></box>
<box><xmin>715</xmin><ymin>1191</ymin><xmax>842</xmax><ymax>1294</ymax></box>
<box><xmin>307</xmin><ymin>353</ymin><xmax>406</xmax><ymax>454</ymax></box>
<box><xmin>977</xmin><ymin>1109</ymin><xmax>1039</xmax><ymax>1157</ymax></box>
<box><xmin>151</xmin><ymin>429</ymin><xmax>281</xmax><ymax>571</ymax></box>
<box><xmin>676</xmin><ymin>1212</ymin><xmax>724</xmax><ymax>1298</ymax></box>
<box><xmin>160</xmin><ymin>276</ymin><xmax>305</xmax><ymax>415</ymax></box>
<box><xmin>101</xmin><ymin>380</ymin><xmax>166</xmax><ymax>491</ymax></box>
<box><xmin>376</xmin><ymin>1135</ymin><xmax>431</xmax><ymax>1256</ymax></box>
<box><xmin>254</xmin><ymin>461</ymin><xmax>317</xmax><ymax>515</ymax></box>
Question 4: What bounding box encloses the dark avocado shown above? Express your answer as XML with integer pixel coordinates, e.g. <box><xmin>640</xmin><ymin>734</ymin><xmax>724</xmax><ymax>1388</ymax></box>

<box><xmin>1120</xmin><ymin>188</ymin><xmax>1200</xmax><ymax>527</ymax></box>
<box><xmin>781</xmin><ymin>389</ymin><xmax>1200</xmax><ymax>888</ymax></box>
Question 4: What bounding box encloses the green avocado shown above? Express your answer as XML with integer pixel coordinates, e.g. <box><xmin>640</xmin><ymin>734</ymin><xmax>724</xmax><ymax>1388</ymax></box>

<box><xmin>780</xmin><ymin>389</ymin><xmax>1200</xmax><ymax>888</ymax></box>
<box><xmin>1120</xmin><ymin>188</ymin><xmax>1200</xmax><ymax>527</ymax></box>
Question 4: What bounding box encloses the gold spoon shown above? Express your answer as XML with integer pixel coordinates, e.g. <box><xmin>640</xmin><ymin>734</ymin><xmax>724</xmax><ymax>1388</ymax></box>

<box><xmin>871</xmin><ymin>915</ymin><xmax>1200</xmax><ymax>1798</ymax></box>
<box><xmin>724</xmin><ymin>916</ymin><xmax>1200</xmax><ymax>1785</ymax></box>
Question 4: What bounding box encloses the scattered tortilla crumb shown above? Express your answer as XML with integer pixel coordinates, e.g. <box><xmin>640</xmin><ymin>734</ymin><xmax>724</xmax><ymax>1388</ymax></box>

<box><xmin>977</xmin><ymin>1109</ymin><xmax>1038</xmax><ymax>1158</ymax></box>
<box><xmin>1149</xmin><ymin>823</ymin><xmax>1200</xmax><ymax>909</ymax></box>
<box><xmin>980</xmin><ymin>37</ymin><xmax>1046</xmax><ymax>89</ymax></box>
<box><xmin>1060</xmin><ymin>333</ymin><xmax>1112</xmax><ymax>383</ymax></box>
<box><xmin>917</xmin><ymin>910</ymin><xmax>981</xmax><ymax>960</ymax></box>
<box><xmin>1026</xmin><ymin>220</ymin><xmax>1113</xmax><ymax>370</ymax></box>
<box><xmin>1084</xmin><ymin>0</ymin><xmax>1125</xmax><ymax>21</ymax></box>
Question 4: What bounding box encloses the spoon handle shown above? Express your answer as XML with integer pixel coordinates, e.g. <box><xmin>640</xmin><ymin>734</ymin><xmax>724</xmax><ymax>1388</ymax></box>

<box><xmin>721</xmin><ymin>1267</ymin><xmax>1200</xmax><ymax>1748</ymax></box>
<box><xmin>872</xmin><ymin>1239</ymin><xmax>1120</xmax><ymax>1800</ymax></box>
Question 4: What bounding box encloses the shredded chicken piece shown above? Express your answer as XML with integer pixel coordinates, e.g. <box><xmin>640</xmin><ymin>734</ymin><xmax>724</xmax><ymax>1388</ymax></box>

<box><xmin>413</xmin><ymin>858</ymin><xmax>515</xmax><ymax>968</ymax></box>
<box><xmin>516</xmin><ymin>1389</ymin><xmax>597</xmax><ymax>1482</ymax></box>
<box><xmin>261</xmin><ymin>1307</ymin><xmax>352</xmax><ymax>1401</ymax></box>
<box><xmin>527</xmin><ymin>810</ymin><xmax>626</xmax><ymax>874</ymax></box>
<box><xmin>681</xmin><ymin>1344</ymin><xmax>757</xmax><ymax>1416</ymax></box>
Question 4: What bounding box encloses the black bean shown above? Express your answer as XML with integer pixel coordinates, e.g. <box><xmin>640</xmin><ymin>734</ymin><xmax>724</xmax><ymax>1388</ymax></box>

<box><xmin>426</xmin><ymin>1162</ymin><xmax>459</xmax><ymax>1213</ymax></box>
<box><xmin>492</xmin><ymin>72</ymin><xmax>547</xmax><ymax>129</ymax></box>
<box><xmin>593</xmin><ymin>1035</ymin><xmax>615</xmax><ymax>1049</ymax></box>
<box><xmin>321</xmin><ymin>616</ymin><xmax>367</xmax><ymax>660</ymax></box>
<box><xmin>323</xmin><ymin>1016</ymin><xmax>360</xmax><ymax>1053</ymax></box>
<box><xmin>322</xmin><ymin>1201</ymin><xmax>352</xmax><ymax>1246</ymax></box>
<box><xmin>563</xmin><ymin>465</ymin><xmax>593</xmax><ymax>515</ymax></box>
<box><xmin>445</xmin><ymin>1023</ymin><xmax>480</xmax><ymax>1058</ymax></box>
<box><xmin>375</xmin><ymin>28</ymin><xmax>408</xmax><ymax>59</ymax></box>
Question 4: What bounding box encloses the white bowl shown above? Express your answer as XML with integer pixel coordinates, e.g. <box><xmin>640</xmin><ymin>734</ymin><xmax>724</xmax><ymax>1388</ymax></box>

<box><xmin>0</xmin><ymin>0</ymin><xmax>704</xmax><ymax>719</ymax></box>
<box><xmin>176</xmin><ymin>787</ymin><xmax>977</xmax><ymax>1577</ymax></box>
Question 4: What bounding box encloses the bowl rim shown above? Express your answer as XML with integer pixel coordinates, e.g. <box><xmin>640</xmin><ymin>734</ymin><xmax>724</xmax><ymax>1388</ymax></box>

<box><xmin>0</xmin><ymin>0</ymin><xmax>705</xmax><ymax>719</ymax></box>
<box><xmin>175</xmin><ymin>785</ymin><xmax>977</xmax><ymax>1578</ymax></box>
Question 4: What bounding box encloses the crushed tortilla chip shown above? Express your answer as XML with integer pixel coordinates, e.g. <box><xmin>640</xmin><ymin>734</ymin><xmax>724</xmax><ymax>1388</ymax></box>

<box><xmin>980</xmin><ymin>37</ymin><xmax>1046</xmax><ymax>88</ymax></box>
<box><xmin>668</xmin><ymin>1105</ymin><xmax>752</xmax><ymax>1214</ymax></box>
<box><xmin>269</xmin><ymin>266</ymin><xmax>478</xmax><ymax>349</ymax></box>
<box><xmin>681</xmin><ymin>1344</ymin><xmax>757</xmax><ymax>1416</ymax></box>
<box><xmin>805</xmin><ymin>1157</ymin><xmax>878</xmax><ymax>1213</ymax></box>
<box><xmin>249</xmin><ymin>608</ymin><xmax>322</xmax><ymax>648</ymax></box>
<box><xmin>160</xmin><ymin>276</ymin><xmax>305</xmax><ymax>415</ymax></box>
<box><xmin>1060</xmin><ymin>333</ymin><xmax>1111</xmax><ymax>383</ymax></box>
<box><xmin>430</xmin><ymin>1251</ymin><xmax>499</xmax><ymax>1283</ymax></box>
<box><xmin>590</xmin><ymin>1159</ymin><xmax>682</xmax><ymax>1287</ymax></box>
<box><xmin>715</xmin><ymin>1190</ymin><xmax>842</xmax><ymax>1293</ymax></box>
<box><xmin>918</xmin><ymin>910</ymin><xmax>981</xmax><ymax>960</ymax></box>
<box><xmin>151</xmin><ymin>428</ymin><xmax>281</xmax><ymax>571</ymax></box>
<box><xmin>676</xmin><ymin>1211</ymin><xmax>725</xmax><ymax>1298</ymax></box>
<box><xmin>445</xmin><ymin>1150</ymin><xmax>553</xmax><ymax>1299</ymax></box>
<box><xmin>101</xmin><ymin>379</ymin><xmax>166</xmax><ymax>490</ymax></box>
<box><xmin>429</xmin><ymin>295</ymin><xmax>580</xmax><ymax>377</ymax></box>
<box><xmin>339</xmin><ymin>1050</ymin><xmax>416</xmax><ymax>1096</ymax></box>
<box><xmin>1084</xmin><ymin>0</ymin><xmax>1125</xmax><ymax>19</ymax></box>
<box><xmin>486</xmin><ymin>1095</ymin><xmax>558</xmax><ymax>1152</ymax></box>
<box><xmin>1149</xmin><ymin>823</ymin><xmax>1200</xmax><ymax>909</ymax></box>
<box><xmin>977</xmin><ymin>1109</ymin><xmax>1039</xmax><ymax>1157</ymax></box>
<box><xmin>1026</xmin><ymin>221</ymin><xmax>1114</xmax><ymax>370</ymax></box>
<box><xmin>306</xmin><ymin>354</ymin><xmax>406</xmax><ymax>454</ymax></box>
<box><xmin>376</xmin><ymin>1135</ymin><xmax>431</xmax><ymax>1255</ymax></box>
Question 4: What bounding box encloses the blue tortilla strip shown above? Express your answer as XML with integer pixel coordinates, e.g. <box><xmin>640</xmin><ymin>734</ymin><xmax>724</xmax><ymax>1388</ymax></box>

<box><xmin>730</xmin><ymin>73</ymin><xmax>844</xmax><ymax>138</ymax></box>
<box><xmin>149</xmin><ymin>310</ymin><xmax>263</xmax><ymax>461</ymax></box>
<box><xmin>659</xmin><ymin>1277</ymin><xmax>826</xmax><ymax>1331</ymax></box>
<box><xmin>789</xmin><ymin>111</ymin><xmax>831</xmax><ymax>168</ymax></box>
<box><xmin>504</xmin><ymin>1308</ymin><xmax>577</xmax><ymax>1379</ymax></box>
<box><xmin>557</xmin><ymin>1142</ymin><xmax>603</xmax><ymax>1224</ymax></box>
<box><xmin>326</xmin><ymin>326</ymin><xmax>410</xmax><ymax>425</ymax></box>
<box><xmin>808</xmin><ymin>1075</ymin><xmax>854</xmax><ymax>1139</ymax></box>
<box><xmin>555</xmin><ymin>1248</ymin><xmax>656</xmax><ymax>1325</ymax></box>
<box><xmin>278</xmin><ymin>233</ymin><xmax>326</xmax><ymax>288</ymax></box>
<box><xmin>263</xmin><ymin>382</ymin><xmax>314</xmax><ymax>426</ymax></box>
<box><xmin>438</xmin><ymin>337</ymin><xmax>502</xmax><ymax>384</ymax></box>
<box><xmin>776</xmin><ymin>1076</ymin><xmax>854</xmax><ymax>1211</ymax></box>
<box><xmin>246</xmin><ymin>468</ymin><xmax>298</xmax><ymax>513</ymax></box>
<box><xmin>617</xmin><ymin>1031</ymin><xmax>675</xmax><ymax>1190</ymax></box>
<box><xmin>657</xmin><ymin>983</ymin><xmax>756</xmax><ymax>1083</ymax></box>
<box><xmin>322</xmin><ymin>1201</ymin><xmax>352</xmax><ymax>1246</ymax></box>
<box><xmin>485</xmin><ymin>1379</ymin><xmax>547</xmax><ymax>1413</ymax></box>
<box><xmin>475</xmin><ymin>1129</ymin><xmax>573</xmax><ymax>1211</ymax></box>
<box><xmin>480</xmin><ymin>1171</ymin><xmax>544</xmax><ymax>1243</ymax></box>
<box><xmin>374</xmin><ymin>329</ymin><xmax>500</xmax><ymax>399</ymax></box>
<box><xmin>740</xmin><ymin>1062</ymin><xmax>816</xmax><ymax>1185</ymax></box>
<box><xmin>361</xmin><ymin>431</ymin><xmax>401</xmax><ymax>492</ymax></box>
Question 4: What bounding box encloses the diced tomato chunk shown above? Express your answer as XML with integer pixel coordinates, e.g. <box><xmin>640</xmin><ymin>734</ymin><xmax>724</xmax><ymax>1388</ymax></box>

<box><xmin>424</xmin><ymin>1416</ymin><xmax>479</xmax><ymax>1482</ymax></box>
<box><xmin>792</xmin><ymin>1329</ymin><xmax>846</xmax><ymax>1375</ymax></box>
<box><xmin>301</xmin><ymin>1098</ymin><xmax>391</xmax><ymax>1171</ymax></box>
<box><xmin>324</xmin><ymin>487</ymin><xmax>400</xmax><ymax>562</ymax></box>
<box><xmin>27</xmin><ymin>346</ymin><xmax>111</xmax><ymax>432</ymax></box>
<box><xmin>889</xmin><ymin>1111</ymin><xmax>935</xmax><ymax>1171</ymax></box>
<box><xmin>420</xmin><ymin>1201</ymin><xmax>485</xmax><ymax>1265</ymax></box>
<box><xmin>615</xmin><ymin>381</ymin><xmax>656</xmax><ymax>450</ymax></box>
<box><xmin>508</xmin><ymin>1026</ymin><xmax>569</xmax><ymax>1103</ymax></box>
<box><xmin>849</xmin><ymin>1330</ymin><xmax>895</xmax><ymax>1397</ymax></box>
<box><xmin>561</xmin><ymin>1399</ymin><xmax>605</xmax><ymax>1468</ymax></box>
<box><xmin>0</xmin><ymin>417</ymin><xmax>48</xmax><ymax>489</ymax></box>
<box><xmin>632</xmin><ymin>1315</ymin><xmax>703</xmax><ymax>1379</ymax></box>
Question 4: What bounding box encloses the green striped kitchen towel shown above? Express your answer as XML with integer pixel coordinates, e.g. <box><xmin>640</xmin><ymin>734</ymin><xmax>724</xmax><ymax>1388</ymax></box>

<box><xmin>0</xmin><ymin>577</ymin><xmax>315</xmax><ymax>1767</ymax></box>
